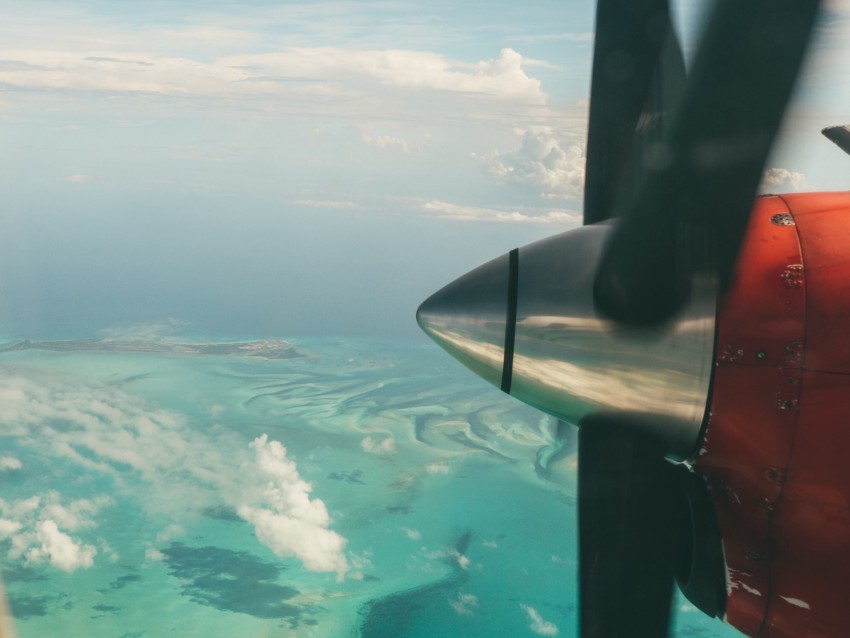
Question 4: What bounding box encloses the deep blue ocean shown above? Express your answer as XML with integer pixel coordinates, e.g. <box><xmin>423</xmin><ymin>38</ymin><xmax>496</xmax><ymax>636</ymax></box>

<box><xmin>0</xmin><ymin>332</ymin><xmax>741</xmax><ymax>637</ymax></box>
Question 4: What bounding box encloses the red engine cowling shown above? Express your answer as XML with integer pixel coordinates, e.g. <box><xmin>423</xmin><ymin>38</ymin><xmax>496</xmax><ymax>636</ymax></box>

<box><xmin>696</xmin><ymin>192</ymin><xmax>850</xmax><ymax>637</ymax></box>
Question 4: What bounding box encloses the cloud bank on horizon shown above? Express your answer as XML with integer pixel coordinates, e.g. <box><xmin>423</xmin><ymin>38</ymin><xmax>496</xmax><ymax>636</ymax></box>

<box><xmin>0</xmin><ymin>1</ymin><xmax>588</xmax><ymax>227</ymax></box>
<box><xmin>1</xmin><ymin>0</ymin><xmax>849</xmax><ymax>339</ymax></box>
<box><xmin>1</xmin><ymin>0</ymin><xmax>842</xmax><ymax>208</ymax></box>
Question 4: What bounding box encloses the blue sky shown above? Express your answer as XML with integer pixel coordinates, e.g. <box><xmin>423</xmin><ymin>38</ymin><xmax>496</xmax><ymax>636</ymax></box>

<box><xmin>0</xmin><ymin>0</ymin><xmax>848</xmax><ymax>339</ymax></box>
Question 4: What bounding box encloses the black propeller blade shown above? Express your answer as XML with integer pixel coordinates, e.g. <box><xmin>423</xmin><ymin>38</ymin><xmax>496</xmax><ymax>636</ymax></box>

<box><xmin>584</xmin><ymin>0</ymin><xmax>683</xmax><ymax>227</ymax></box>
<box><xmin>578</xmin><ymin>418</ymin><xmax>685</xmax><ymax>637</ymax></box>
<box><xmin>593</xmin><ymin>0</ymin><xmax>822</xmax><ymax>326</ymax></box>
<box><xmin>580</xmin><ymin>2</ymin><xmax>690</xmax><ymax>636</ymax></box>
<box><xmin>823</xmin><ymin>125</ymin><xmax>850</xmax><ymax>156</ymax></box>
<box><xmin>579</xmin><ymin>1</ymin><xmax>820</xmax><ymax>636</ymax></box>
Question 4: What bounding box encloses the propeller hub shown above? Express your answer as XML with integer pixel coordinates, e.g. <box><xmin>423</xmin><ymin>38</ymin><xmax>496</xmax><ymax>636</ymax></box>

<box><xmin>417</xmin><ymin>251</ymin><xmax>513</xmax><ymax>390</ymax></box>
<box><xmin>417</xmin><ymin>224</ymin><xmax>717</xmax><ymax>460</ymax></box>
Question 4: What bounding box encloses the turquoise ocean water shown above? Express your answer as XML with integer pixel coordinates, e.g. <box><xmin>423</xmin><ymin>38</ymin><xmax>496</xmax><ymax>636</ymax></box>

<box><xmin>0</xmin><ymin>333</ymin><xmax>741</xmax><ymax>637</ymax></box>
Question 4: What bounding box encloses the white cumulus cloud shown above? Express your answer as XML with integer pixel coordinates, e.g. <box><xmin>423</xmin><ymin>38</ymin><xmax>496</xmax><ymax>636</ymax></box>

<box><xmin>521</xmin><ymin>604</ymin><xmax>559</xmax><ymax>636</ymax></box>
<box><xmin>361</xmin><ymin>436</ymin><xmax>396</xmax><ymax>455</ymax></box>
<box><xmin>449</xmin><ymin>592</ymin><xmax>479</xmax><ymax>616</ymax></box>
<box><xmin>0</xmin><ymin>457</ymin><xmax>22</xmax><ymax>471</ymax></box>
<box><xmin>0</xmin><ymin>41</ymin><xmax>547</xmax><ymax>109</ymax></box>
<box><xmin>41</xmin><ymin>496</ymin><xmax>110</xmax><ymax>532</ymax></box>
<box><xmin>0</xmin><ymin>493</ymin><xmax>106</xmax><ymax>573</ymax></box>
<box><xmin>426</xmin><ymin>462</ymin><xmax>450</xmax><ymax>474</ymax></box>
<box><xmin>155</xmin><ymin>523</ymin><xmax>185</xmax><ymax>543</ymax></box>
<box><xmin>296</xmin><ymin>199</ymin><xmax>363</xmax><ymax>210</ymax></box>
<box><xmin>238</xmin><ymin>434</ymin><xmax>348</xmax><ymax>580</ymax></box>
<box><xmin>0</xmin><ymin>371</ymin><xmax>240</xmax><ymax>514</ymax></box>
<box><xmin>362</xmin><ymin>132</ymin><xmax>428</xmax><ymax>155</ymax></box>
<box><xmin>61</xmin><ymin>174</ymin><xmax>91</xmax><ymax>183</ymax></box>
<box><xmin>453</xmin><ymin>550</ymin><xmax>470</xmax><ymax>571</ymax></box>
<box><xmin>476</xmin><ymin>128</ymin><xmax>585</xmax><ymax>200</ymax></box>
<box><xmin>403</xmin><ymin>528</ymin><xmax>422</xmax><ymax>541</ymax></box>
<box><xmin>759</xmin><ymin>167</ymin><xmax>807</xmax><ymax>193</ymax></box>
<box><xmin>27</xmin><ymin>520</ymin><xmax>96</xmax><ymax>572</ymax></box>
<box><xmin>222</xmin><ymin>47</ymin><xmax>547</xmax><ymax>104</ymax></box>
<box><xmin>0</xmin><ymin>370</ymin><xmax>352</xmax><ymax>580</ymax></box>
<box><xmin>0</xmin><ymin>519</ymin><xmax>21</xmax><ymax>538</ymax></box>
<box><xmin>145</xmin><ymin>548</ymin><xmax>165</xmax><ymax>562</ymax></box>
<box><xmin>421</xmin><ymin>200</ymin><xmax>579</xmax><ymax>226</ymax></box>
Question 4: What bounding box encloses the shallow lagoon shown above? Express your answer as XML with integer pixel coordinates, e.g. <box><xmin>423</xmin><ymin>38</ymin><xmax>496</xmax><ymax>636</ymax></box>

<box><xmin>0</xmin><ymin>335</ymin><xmax>740</xmax><ymax>637</ymax></box>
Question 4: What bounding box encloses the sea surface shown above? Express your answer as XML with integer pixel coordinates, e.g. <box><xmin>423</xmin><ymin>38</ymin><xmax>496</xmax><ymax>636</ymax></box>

<box><xmin>0</xmin><ymin>332</ymin><xmax>742</xmax><ymax>637</ymax></box>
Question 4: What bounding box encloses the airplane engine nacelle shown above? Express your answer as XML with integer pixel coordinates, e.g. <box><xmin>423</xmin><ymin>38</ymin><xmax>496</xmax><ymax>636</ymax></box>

<box><xmin>696</xmin><ymin>192</ymin><xmax>850</xmax><ymax>638</ymax></box>
<box><xmin>418</xmin><ymin>191</ymin><xmax>850</xmax><ymax>638</ymax></box>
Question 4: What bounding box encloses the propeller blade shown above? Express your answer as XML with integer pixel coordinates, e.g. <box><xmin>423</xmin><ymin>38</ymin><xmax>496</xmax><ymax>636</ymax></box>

<box><xmin>594</xmin><ymin>0</ymin><xmax>822</xmax><ymax>325</ymax></box>
<box><xmin>583</xmin><ymin>0</ymin><xmax>684</xmax><ymax>226</ymax></box>
<box><xmin>823</xmin><ymin>125</ymin><xmax>850</xmax><ymax>156</ymax></box>
<box><xmin>578</xmin><ymin>417</ymin><xmax>685</xmax><ymax>637</ymax></box>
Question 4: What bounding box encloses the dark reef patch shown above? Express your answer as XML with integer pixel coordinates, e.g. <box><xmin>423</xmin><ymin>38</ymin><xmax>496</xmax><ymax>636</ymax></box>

<box><xmin>2</xmin><ymin>564</ymin><xmax>46</xmax><ymax>584</ymax></box>
<box><xmin>328</xmin><ymin>469</ymin><xmax>365</xmax><ymax>485</ymax></box>
<box><xmin>358</xmin><ymin>568</ymin><xmax>470</xmax><ymax>638</ymax></box>
<box><xmin>108</xmin><ymin>373</ymin><xmax>151</xmax><ymax>386</ymax></box>
<box><xmin>454</xmin><ymin>531</ymin><xmax>472</xmax><ymax>556</ymax></box>
<box><xmin>92</xmin><ymin>604</ymin><xmax>121</xmax><ymax>613</ymax></box>
<box><xmin>160</xmin><ymin>543</ymin><xmax>304</xmax><ymax>621</ymax></box>
<box><xmin>360</xmin><ymin>578</ymin><xmax>459</xmax><ymax>638</ymax></box>
<box><xmin>8</xmin><ymin>594</ymin><xmax>51</xmax><ymax>619</ymax></box>
<box><xmin>359</xmin><ymin>531</ymin><xmax>471</xmax><ymax>637</ymax></box>
<box><xmin>412</xmin><ymin>414</ymin><xmax>433</xmax><ymax>443</ymax></box>
<box><xmin>109</xmin><ymin>573</ymin><xmax>142</xmax><ymax>590</ymax></box>
<box><xmin>202</xmin><ymin>506</ymin><xmax>243</xmax><ymax>523</ymax></box>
